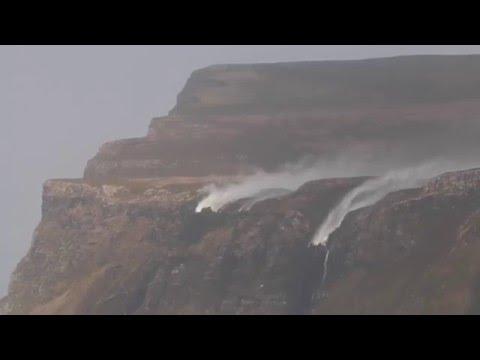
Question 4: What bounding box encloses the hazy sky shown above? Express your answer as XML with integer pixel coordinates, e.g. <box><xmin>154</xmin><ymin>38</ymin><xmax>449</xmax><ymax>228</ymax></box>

<box><xmin>2</xmin><ymin>45</ymin><xmax>480</xmax><ymax>297</ymax></box>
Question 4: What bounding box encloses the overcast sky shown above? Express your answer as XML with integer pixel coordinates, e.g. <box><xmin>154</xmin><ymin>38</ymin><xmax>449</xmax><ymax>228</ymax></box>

<box><xmin>2</xmin><ymin>45</ymin><xmax>480</xmax><ymax>297</ymax></box>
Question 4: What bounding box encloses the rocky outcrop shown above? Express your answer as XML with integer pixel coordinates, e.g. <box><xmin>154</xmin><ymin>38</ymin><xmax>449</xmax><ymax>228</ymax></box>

<box><xmin>0</xmin><ymin>297</ymin><xmax>9</xmax><ymax>315</ymax></box>
<box><xmin>311</xmin><ymin>170</ymin><xmax>480</xmax><ymax>314</ymax></box>
<box><xmin>424</xmin><ymin>168</ymin><xmax>480</xmax><ymax>194</ymax></box>
<box><xmin>85</xmin><ymin>56</ymin><xmax>480</xmax><ymax>183</ymax></box>
<box><xmin>4</xmin><ymin>168</ymin><xmax>480</xmax><ymax>314</ymax></box>
<box><xmin>2</xmin><ymin>176</ymin><xmax>365</xmax><ymax>314</ymax></box>
<box><xmin>171</xmin><ymin>56</ymin><xmax>480</xmax><ymax>116</ymax></box>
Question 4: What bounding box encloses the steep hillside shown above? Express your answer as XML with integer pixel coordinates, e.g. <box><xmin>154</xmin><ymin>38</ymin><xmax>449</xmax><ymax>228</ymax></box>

<box><xmin>85</xmin><ymin>56</ymin><xmax>480</xmax><ymax>183</ymax></box>
<box><xmin>3</xmin><ymin>169</ymin><xmax>480</xmax><ymax>314</ymax></box>
<box><xmin>172</xmin><ymin>56</ymin><xmax>480</xmax><ymax>116</ymax></box>
<box><xmin>3</xmin><ymin>55</ymin><xmax>480</xmax><ymax>314</ymax></box>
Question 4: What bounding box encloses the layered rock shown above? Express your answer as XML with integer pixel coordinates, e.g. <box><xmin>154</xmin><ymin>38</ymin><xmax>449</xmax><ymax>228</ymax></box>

<box><xmin>4</xmin><ymin>55</ymin><xmax>480</xmax><ymax>314</ymax></box>
<box><xmin>424</xmin><ymin>168</ymin><xmax>480</xmax><ymax>194</ymax></box>
<box><xmin>5</xmin><ymin>168</ymin><xmax>480</xmax><ymax>314</ymax></box>
<box><xmin>3</xmin><ymin>176</ymin><xmax>365</xmax><ymax>314</ymax></box>
<box><xmin>171</xmin><ymin>56</ymin><xmax>480</xmax><ymax>116</ymax></box>
<box><xmin>85</xmin><ymin>55</ymin><xmax>480</xmax><ymax>183</ymax></box>
<box><xmin>311</xmin><ymin>169</ymin><xmax>480</xmax><ymax>314</ymax></box>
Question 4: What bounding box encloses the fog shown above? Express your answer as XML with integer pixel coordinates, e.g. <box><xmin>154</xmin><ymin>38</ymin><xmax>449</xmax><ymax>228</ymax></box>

<box><xmin>2</xmin><ymin>45</ymin><xmax>480</xmax><ymax>297</ymax></box>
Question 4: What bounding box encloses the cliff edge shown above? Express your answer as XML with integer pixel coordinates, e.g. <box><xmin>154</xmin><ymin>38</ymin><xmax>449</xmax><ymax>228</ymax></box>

<box><xmin>3</xmin><ymin>55</ymin><xmax>480</xmax><ymax>314</ymax></box>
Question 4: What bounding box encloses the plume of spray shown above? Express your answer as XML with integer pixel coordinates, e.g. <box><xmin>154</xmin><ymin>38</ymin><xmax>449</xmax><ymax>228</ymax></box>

<box><xmin>310</xmin><ymin>160</ymin><xmax>465</xmax><ymax>247</ymax></box>
<box><xmin>310</xmin><ymin>159</ymin><xmax>476</xmax><ymax>288</ymax></box>
<box><xmin>195</xmin><ymin>156</ymin><xmax>373</xmax><ymax>213</ymax></box>
<box><xmin>237</xmin><ymin>188</ymin><xmax>292</xmax><ymax>212</ymax></box>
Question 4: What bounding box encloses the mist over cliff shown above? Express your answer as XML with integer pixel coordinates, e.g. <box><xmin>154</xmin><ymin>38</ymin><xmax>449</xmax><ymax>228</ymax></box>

<box><xmin>4</xmin><ymin>51</ymin><xmax>480</xmax><ymax>314</ymax></box>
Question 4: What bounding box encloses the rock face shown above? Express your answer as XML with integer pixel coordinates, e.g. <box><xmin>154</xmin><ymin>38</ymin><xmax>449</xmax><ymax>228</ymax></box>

<box><xmin>3</xmin><ymin>55</ymin><xmax>480</xmax><ymax>314</ymax></box>
<box><xmin>424</xmin><ymin>168</ymin><xmax>480</xmax><ymax>194</ymax></box>
<box><xmin>172</xmin><ymin>57</ymin><xmax>480</xmax><ymax>116</ymax></box>
<box><xmin>3</xmin><ymin>177</ymin><xmax>365</xmax><ymax>314</ymax></box>
<box><xmin>85</xmin><ymin>55</ymin><xmax>480</xmax><ymax>183</ymax></box>
<box><xmin>312</xmin><ymin>170</ymin><xmax>480</xmax><ymax>314</ymax></box>
<box><xmin>4</xmin><ymin>170</ymin><xmax>480</xmax><ymax>315</ymax></box>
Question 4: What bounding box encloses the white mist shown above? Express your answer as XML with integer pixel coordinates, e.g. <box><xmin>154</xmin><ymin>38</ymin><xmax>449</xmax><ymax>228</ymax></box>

<box><xmin>195</xmin><ymin>156</ymin><xmax>374</xmax><ymax>213</ymax></box>
<box><xmin>310</xmin><ymin>161</ymin><xmax>466</xmax><ymax>247</ymax></box>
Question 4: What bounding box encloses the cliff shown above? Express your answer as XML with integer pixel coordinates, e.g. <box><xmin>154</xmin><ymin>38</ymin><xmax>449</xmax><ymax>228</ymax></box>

<box><xmin>4</xmin><ymin>169</ymin><xmax>480</xmax><ymax>314</ymax></box>
<box><xmin>85</xmin><ymin>55</ymin><xmax>480</xmax><ymax>183</ymax></box>
<box><xmin>172</xmin><ymin>56</ymin><xmax>480</xmax><ymax>116</ymax></box>
<box><xmin>3</xmin><ymin>55</ymin><xmax>480</xmax><ymax>314</ymax></box>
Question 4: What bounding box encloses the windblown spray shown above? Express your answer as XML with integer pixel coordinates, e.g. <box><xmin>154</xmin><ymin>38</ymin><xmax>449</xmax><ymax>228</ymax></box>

<box><xmin>195</xmin><ymin>156</ymin><xmax>371</xmax><ymax>213</ymax></box>
<box><xmin>311</xmin><ymin>161</ymin><xmax>461</xmax><ymax>286</ymax></box>
<box><xmin>311</xmin><ymin>162</ymin><xmax>457</xmax><ymax>246</ymax></box>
